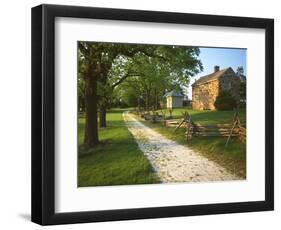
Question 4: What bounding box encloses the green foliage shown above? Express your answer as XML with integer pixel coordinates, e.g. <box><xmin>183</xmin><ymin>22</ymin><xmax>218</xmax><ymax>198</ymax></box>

<box><xmin>236</xmin><ymin>66</ymin><xmax>246</xmax><ymax>104</ymax></box>
<box><xmin>236</xmin><ymin>66</ymin><xmax>244</xmax><ymax>77</ymax></box>
<box><xmin>240</xmin><ymin>81</ymin><xmax>246</xmax><ymax>100</ymax></box>
<box><xmin>78</xmin><ymin>110</ymin><xmax>160</xmax><ymax>186</ymax></box>
<box><xmin>214</xmin><ymin>91</ymin><xmax>237</xmax><ymax>111</ymax></box>
<box><xmin>120</xmin><ymin>87</ymin><xmax>139</xmax><ymax>107</ymax></box>
<box><xmin>112</xmin><ymin>47</ymin><xmax>202</xmax><ymax>109</ymax></box>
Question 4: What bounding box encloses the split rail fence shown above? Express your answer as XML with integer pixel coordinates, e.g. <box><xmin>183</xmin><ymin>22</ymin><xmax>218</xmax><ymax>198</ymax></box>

<box><xmin>135</xmin><ymin>110</ymin><xmax>246</xmax><ymax>146</ymax></box>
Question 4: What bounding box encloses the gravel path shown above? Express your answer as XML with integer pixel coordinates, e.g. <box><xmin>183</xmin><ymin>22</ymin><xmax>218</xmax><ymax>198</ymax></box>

<box><xmin>123</xmin><ymin>111</ymin><xmax>241</xmax><ymax>183</ymax></box>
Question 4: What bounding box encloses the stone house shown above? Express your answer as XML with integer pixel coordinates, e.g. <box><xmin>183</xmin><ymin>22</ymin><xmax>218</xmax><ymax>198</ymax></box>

<box><xmin>192</xmin><ymin>66</ymin><xmax>240</xmax><ymax>110</ymax></box>
<box><xmin>164</xmin><ymin>90</ymin><xmax>184</xmax><ymax>109</ymax></box>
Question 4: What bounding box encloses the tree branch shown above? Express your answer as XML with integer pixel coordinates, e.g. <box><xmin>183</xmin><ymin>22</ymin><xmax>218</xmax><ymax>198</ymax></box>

<box><xmin>112</xmin><ymin>72</ymin><xmax>143</xmax><ymax>89</ymax></box>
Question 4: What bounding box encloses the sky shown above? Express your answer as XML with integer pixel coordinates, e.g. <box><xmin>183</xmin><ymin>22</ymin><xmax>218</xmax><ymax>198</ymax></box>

<box><xmin>187</xmin><ymin>47</ymin><xmax>247</xmax><ymax>99</ymax></box>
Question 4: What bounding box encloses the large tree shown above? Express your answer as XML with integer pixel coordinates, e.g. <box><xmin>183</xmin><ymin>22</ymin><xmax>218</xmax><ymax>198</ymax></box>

<box><xmin>79</xmin><ymin>42</ymin><xmax>153</xmax><ymax>147</ymax></box>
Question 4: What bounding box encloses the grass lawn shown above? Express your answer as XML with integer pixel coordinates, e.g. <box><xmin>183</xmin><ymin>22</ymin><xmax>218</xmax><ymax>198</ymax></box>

<box><xmin>157</xmin><ymin>107</ymin><xmax>246</xmax><ymax>126</ymax></box>
<box><xmin>137</xmin><ymin>107</ymin><xmax>246</xmax><ymax>178</ymax></box>
<box><xmin>78</xmin><ymin>109</ymin><xmax>160</xmax><ymax>187</ymax></box>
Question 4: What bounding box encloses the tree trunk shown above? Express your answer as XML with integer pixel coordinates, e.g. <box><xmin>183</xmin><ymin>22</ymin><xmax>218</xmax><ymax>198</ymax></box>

<box><xmin>137</xmin><ymin>97</ymin><xmax>141</xmax><ymax>112</ymax></box>
<box><xmin>98</xmin><ymin>74</ymin><xmax>108</xmax><ymax>128</ymax></box>
<box><xmin>84</xmin><ymin>64</ymin><xmax>99</xmax><ymax>148</ymax></box>
<box><xmin>145</xmin><ymin>89</ymin><xmax>150</xmax><ymax>111</ymax></box>
<box><xmin>145</xmin><ymin>93</ymin><xmax>149</xmax><ymax>111</ymax></box>
<box><xmin>154</xmin><ymin>88</ymin><xmax>157</xmax><ymax>111</ymax></box>
<box><xmin>99</xmin><ymin>105</ymin><xmax>107</xmax><ymax>128</ymax></box>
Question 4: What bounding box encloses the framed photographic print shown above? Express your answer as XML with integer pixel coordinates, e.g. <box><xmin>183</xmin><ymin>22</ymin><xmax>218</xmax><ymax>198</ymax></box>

<box><xmin>31</xmin><ymin>4</ymin><xmax>274</xmax><ymax>225</ymax></box>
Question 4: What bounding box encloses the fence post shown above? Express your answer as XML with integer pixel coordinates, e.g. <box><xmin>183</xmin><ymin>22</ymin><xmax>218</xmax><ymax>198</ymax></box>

<box><xmin>186</xmin><ymin>116</ymin><xmax>193</xmax><ymax>141</ymax></box>
<box><xmin>225</xmin><ymin>111</ymin><xmax>239</xmax><ymax>147</ymax></box>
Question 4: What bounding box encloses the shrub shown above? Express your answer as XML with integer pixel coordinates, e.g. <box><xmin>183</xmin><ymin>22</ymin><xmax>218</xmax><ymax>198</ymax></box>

<box><xmin>214</xmin><ymin>91</ymin><xmax>237</xmax><ymax>110</ymax></box>
<box><xmin>240</xmin><ymin>100</ymin><xmax>246</xmax><ymax>109</ymax></box>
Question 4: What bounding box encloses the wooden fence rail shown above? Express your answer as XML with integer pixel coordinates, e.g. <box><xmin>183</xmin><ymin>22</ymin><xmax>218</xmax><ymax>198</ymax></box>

<box><xmin>238</xmin><ymin>126</ymin><xmax>246</xmax><ymax>143</ymax></box>
<box><xmin>165</xmin><ymin>119</ymin><xmax>183</xmax><ymax>127</ymax></box>
<box><xmin>194</xmin><ymin>124</ymin><xmax>233</xmax><ymax>136</ymax></box>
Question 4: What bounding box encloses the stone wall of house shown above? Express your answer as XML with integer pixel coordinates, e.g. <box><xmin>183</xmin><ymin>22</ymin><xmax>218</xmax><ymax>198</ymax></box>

<box><xmin>192</xmin><ymin>80</ymin><xmax>219</xmax><ymax>110</ymax></box>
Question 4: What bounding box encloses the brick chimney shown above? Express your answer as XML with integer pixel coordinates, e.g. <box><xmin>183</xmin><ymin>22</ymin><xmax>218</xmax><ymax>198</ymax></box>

<box><xmin>214</xmin><ymin>65</ymin><xmax>220</xmax><ymax>72</ymax></box>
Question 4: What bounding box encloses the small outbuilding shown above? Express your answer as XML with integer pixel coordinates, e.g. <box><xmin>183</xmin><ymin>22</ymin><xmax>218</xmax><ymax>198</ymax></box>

<box><xmin>164</xmin><ymin>90</ymin><xmax>184</xmax><ymax>109</ymax></box>
<box><xmin>192</xmin><ymin>66</ymin><xmax>240</xmax><ymax>110</ymax></box>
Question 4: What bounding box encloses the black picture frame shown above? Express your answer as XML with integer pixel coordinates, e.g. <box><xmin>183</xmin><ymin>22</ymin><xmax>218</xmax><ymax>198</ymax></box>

<box><xmin>31</xmin><ymin>4</ymin><xmax>274</xmax><ymax>225</ymax></box>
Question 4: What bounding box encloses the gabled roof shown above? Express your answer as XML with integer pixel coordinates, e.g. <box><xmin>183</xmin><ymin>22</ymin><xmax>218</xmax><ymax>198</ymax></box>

<box><xmin>164</xmin><ymin>90</ymin><xmax>183</xmax><ymax>97</ymax></box>
<box><xmin>192</xmin><ymin>67</ymin><xmax>236</xmax><ymax>87</ymax></box>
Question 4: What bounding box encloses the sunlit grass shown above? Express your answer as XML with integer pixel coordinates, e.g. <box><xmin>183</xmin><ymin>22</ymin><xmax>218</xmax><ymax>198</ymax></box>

<box><xmin>78</xmin><ymin>110</ymin><xmax>160</xmax><ymax>187</ymax></box>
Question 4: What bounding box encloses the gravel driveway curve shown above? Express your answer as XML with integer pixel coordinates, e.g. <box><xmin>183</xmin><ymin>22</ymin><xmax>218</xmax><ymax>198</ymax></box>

<box><xmin>123</xmin><ymin>111</ymin><xmax>241</xmax><ymax>183</ymax></box>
